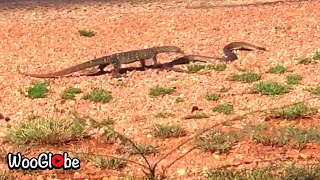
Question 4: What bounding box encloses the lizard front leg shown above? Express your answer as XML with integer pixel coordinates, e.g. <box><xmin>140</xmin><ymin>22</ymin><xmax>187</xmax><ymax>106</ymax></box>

<box><xmin>110</xmin><ymin>57</ymin><xmax>125</xmax><ymax>78</ymax></box>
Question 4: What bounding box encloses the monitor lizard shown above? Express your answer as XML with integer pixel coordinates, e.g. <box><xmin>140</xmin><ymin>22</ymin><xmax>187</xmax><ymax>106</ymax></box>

<box><xmin>19</xmin><ymin>46</ymin><xmax>183</xmax><ymax>78</ymax></box>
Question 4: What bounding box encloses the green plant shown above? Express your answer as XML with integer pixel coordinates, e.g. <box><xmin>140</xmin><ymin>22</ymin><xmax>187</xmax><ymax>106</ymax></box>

<box><xmin>83</xmin><ymin>88</ymin><xmax>112</xmax><ymax>103</ymax></box>
<box><xmin>154</xmin><ymin>112</ymin><xmax>174</xmax><ymax>119</ymax></box>
<box><xmin>79</xmin><ymin>29</ymin><xmax>95</xmax><ymax>37</ymax></box>
<box><xmin>297</xmin><ymin>58</ymin><xmax>313</xmax><ymax>65</ymax></box>
<box><xmin>212</xmin><ymin>104</ymin><xmax>234</xmax><ymax>115</ymax></box>
<box><xmin>152</xmin><ymin>124</ymin><xmax>186</xmax><ymax>139</ymax></box>
<box><xmin>207</xmin><ymin>64</ymin><xmax>227</xmax><ymax>71</ymax></box>
<box><xmin>268</xmin><ymin>65</ymin><xmax>287</xmax><ymax>74</ymax></box>
<box><xmin>251</xmin><ymin>81</ymin><xmax>290</xmax><ymax>95</ymax></box>
<box><xmin>119</xmin><ymin>142</ymin><xmax>157</xmax><ymax>156</ymax></box>
<box><xmin>307</xmin><ymin>86</ymin><xmax>320</xmax><ymax>95</ymax></box>
<box><xmin>175</xmin><ymin>97</ymin><xmax>185</xmax><ymax>103</ymax></box>
<box><xmin>61</xmin><ymin>86</ymin><xmax>82</xmax><ymax>100</ymax></box>
<box><xmin>269</xmin><ymin>103</ymin><xmax>318</xmax><ymax>120</ymax></box>
<box><xmin>205</xmin><ymin>93</ymin><xmax>221</xmax><ymax>101</ymax></box>
<box><xmin>3</xmin><ymin>115</ymin><xmax>88</xmax><ymax>145</ymax></box>
<box><xmin>286</xmin><ymin>74</ymin><xmax>302</xmax><ymax>85</ymax></box>
<box><xmin>196</xmin><ymin>130</ymin><xmax>242</xmax><ymax>154</ymax></box>
<box><xmin>227</xmin><ymin>72</ymin><xmax>261</xmax><ymax>83</ymax></box>
<box><xmin>313</xmin><ymin>51</ymin><xmax>320</xmax><ymax>60</ymax></box>
<box><xmin>90</xmin><ymin>156</ymin><xmax>127</xmax><ymax>169</ymax></box>
<box><xmin>149</xmin><ymin>86</ymin><xmax>175</xmax><ymax>96</ymax></box>
<box><xmin>25</xmin><ymin>82</ymin><xmax>49</xmax><ymax>99</ymax></box>
<box><xmin>187</xmin><ymin>65</ymin><xmax>206</xmax><ymax>73</ymax></box>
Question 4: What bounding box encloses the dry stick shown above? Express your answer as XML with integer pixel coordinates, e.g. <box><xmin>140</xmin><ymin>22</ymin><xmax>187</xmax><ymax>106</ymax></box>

<box><xmin>155</xmin><ymin>96</ymin><xmax>320</xmax><ymax>174</ymax></box>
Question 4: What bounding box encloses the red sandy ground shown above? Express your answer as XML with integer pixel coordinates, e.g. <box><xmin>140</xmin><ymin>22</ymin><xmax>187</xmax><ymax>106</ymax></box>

<box><xmin>0</xmin><ymin>0</ymin><xmax>320</xmax><ymax>179</ymax></box>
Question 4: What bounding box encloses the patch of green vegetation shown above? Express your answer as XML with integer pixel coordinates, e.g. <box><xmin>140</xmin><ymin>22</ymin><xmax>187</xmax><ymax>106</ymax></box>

<box><xmin>101</xmin><ymin>119</ymin><xmax>114</xmax><ymax>126</ymax></box>
<box><xmin>83</xmin><ymin>88</ymin><xmax>112</xmax><ymax>103</ymax></box>
<box><xmin>251</xmin><ymin>81</ymin><xmax>290</xmax><ymax>95</ymax></box>
<box><xmin>119</xmin><ymin>142</ymin><xmax>157</xmax><ymax>156</ymax></box>
<box><xmin>245</xmin><ymin>123</ymin><xmax>320</xmax><ymax>150</ymax></box>
<box><xmin>205</xmin><ymin>93</ymin><xmax>221</xmax><ymax>101</ymax></box>
<box><xmin>100</xmin><ymin>127</ymin><xmax>118</xmax><ymax>144</ymax></box>
<box><xmin>268</xmin><ymin>65</ymin><xmax>287</xmax><ymax>74</ymax></box>
<box><xmin>196</xmin><ymin>130</ymin><xmax>242</xmax><ymax>154</ymax></box>
<box><xmin>154</xmin><ymin>112</ymin><xmax>174</xmax><ymax>119</ymax></box>
<box><xmin>152</xmin><ymin>124</ymin><xmax>186</xmax><ymax>139</ymax></box>
<box><xmin>297</xmin><ymin>58</ymin><xmax>313</xmax><ymax>65</ymax></box>
<box><xmin>185</xmin><ymin>112</ymin><xmax>209</xmax><ymax>119</ymax></box>
<box><xmin>212</xmin><ymin>104</ymin><xmax>234</xmax><ymax>115</ymax></box>
<box><xmin>245</xmin><ymin>123</ymin><xmax>289</xmax><ymax>147</ymax></box>
<box><xmin>286</xmin><ymin>74</ymin><xmax>302</xmax><ymax>85</ymax></box>
<box><xmin>227</xmin><ymin>72</ymin><xmax>261</xmax><ymax>83</ymax></box>
<box><xmin>187</xmin><ymin>64</ymin><xmax>206</xmax><ymax>73</ymax></box>
<box><xmin>61</xmin><ymin>86</ymin><xmax>82</xmax><ymax>100</ymax></box>
<box><xmin>207</xmin><ymin>64</ymin><xmax>227</xmax><ymax>71</ymax></box>
<box><xmin>269</xmin><ymin>103</ymin><xmax>318</xmax><ymax>120</ymax></box>
<box><xmin>149</xmin><ymin>86</ymin><xmax>175</xmax><ymax>96</ymax></box>
<box><xmin>88</xmin><ymin>155</ymin><xmax>127</xmax><ymax>170</ymax></box>
<box><xmin>206</xmin><ymin>164</ymin><xmax>320</xmax><ymax>180</ymax></box>
<box><xmin>283</xmin><ymin>164</ymin><xmax>320</xmax><ymax>180</ymax></box>
<box><xmin>313</xmin><ymin>51</ymin><xmax>320</xmax><ymax>60</ymax></box>
<box><xmin>79</xmin><ymin>29</ymin><xmax>95</xmax><ymax>37</ymax></box>
<box><xmin>25</xmin><ymin>82</ymin><xmax>49</xmax><ymax>99</ymax></box>
<box><xmin>219</xmin><ymin>87</ymin><xmax>230</xmax><ymax>93</ymax></box>
<box><xmin>3</xmin><ymin>115</ymin><xmax>88</xmax><ymax>145</ymax></box>
<box><xmin>307</xmin><ymin>86</ymin><xmax>320</xmax><ymax>95</ymax></box>
<box><xmin>206</xmin><ymin>167</ymin><xmax>275</xmax><ymax>180</ymax></box>
<box><xmin>175</xmin><ymin>97</ymin><xmax>185</xmax><ymax>103</ymax></box>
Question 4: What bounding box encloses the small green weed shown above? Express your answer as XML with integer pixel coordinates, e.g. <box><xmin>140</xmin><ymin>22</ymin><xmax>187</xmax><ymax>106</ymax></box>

<box><xmin>152</xmin><ymin>124</ymin><xmax>186</xmax><ymax>139</ymax></box>
<box><xmin>297</xmin><ymin>58</ymin><xmax>313</xmax><ymax>65</ymax></box>
<box><xmin>207</xmin><ymin>64</ymin><xmax>227</xmax><ymax>71</ymax></box>
<box><xmin>154</xmin><ymin>112</ymin><xmax>174</xmax><ymax>119</ymax></box>
<box><xmin>268</xmin><ymin>65</ymin><xmax>287</xmax><ymax>74</ymax></box>
<box><xmin>196</xmin><ymin>130</ymin><xmax>242</xmax><ymax>154</ymax></box>
<box><xmin>79</xmin><ymin>29</ymin><xmax>95</xmax><ymax>37</ymax></box>
<box><xmin>175</xmin><ymin>97</ymin><xmax>185</xmax><ymax>103</ymax></box>
<box><xmin>269</xmin><ymin>103</ymin><xmax>318</xmax><ymax>120</ymax></box>
<box><xmin>313</xmin><ymin>51</ymin><xmax>320</xmax><ymax>60</ymax></box>
<box><xmin>206</xmin><ymin>167</ymin><xmax>275</xmax><ymax>180</ymax></box>
<box><xmin>187</xmin><ymin>65</ymin><xmax>206</xmax><ymax>73</ymax></box>
<box><xmin>212</xmin><ymin>104</ymin><xmax>234</xmax><ymax>115</ymax></box>
<box><xmin>219</xmin><ymin>87</ymin><xmax>230</xmax><ymax>93</ymax></box>
<box><xmin>307</xmin><ymin>86</ymin><xmax>320</xmax><ymax>95</ymax></box>
<box><xmin>286</xmin><ymin>74</ymin><xmax>302</xmax><ymax>85</ymax></box>
<box><xmin>90</xmin><ymin>156</ymin><xmax>127</xmax><ymax>170</ymax></box>
<box><xmin>119</xmin><ymin>142</ymin><xmax>157</xmax><ymax>156</ymax></box>
<box><xmin>283</xmin><ymin>164</ymin><xmax>320</xmax><ymax>179</ymax></box>
<box><xmin>205</xmin><ymin>93</ymin><xmax>221</xmax><ymax>101</ymax></box>
<box><xmin>149</xmin><ymin>86</ymin><xmax>175</xmax><ymax>96</ymax></box>
<box><xmin>25</xmin><ymin>82</ymin><xmax>49</xmax><ymax>99</ymax></box>
<box><xmin>251</xmin><ymin>81</ymin><xmax>290</xmax><ymax>95</ymax></box>
<box><xmin>61</xmin><ymin>86</ymin><xmax>82</xmax><ymax>100</ymax></box>
<box><xmin>227</xmin><ymin>72</ymin><xmax>261</xmax><ymax>83</ymax></box>
<box><xmin>3</xmin><ymin>115</ymin><xmax>88</xmax><ymax>145</ymax></box>
<box><xmin>83</xmin><ymin>88</ymin><xmax>112</xmax><ymax>103</ymax></box>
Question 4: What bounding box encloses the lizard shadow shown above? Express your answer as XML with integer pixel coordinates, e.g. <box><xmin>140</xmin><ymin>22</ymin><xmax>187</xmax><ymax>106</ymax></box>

<box><xmin>86</xmin><ymin>57</ymin><xmax>195</xmax><ymax>77</ymax></box>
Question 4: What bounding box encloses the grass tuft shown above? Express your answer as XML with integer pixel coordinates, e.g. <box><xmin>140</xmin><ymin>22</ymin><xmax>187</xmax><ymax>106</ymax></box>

<box><xmin>251</xmin><ymin>81</ymin><xmax>290</xmax><ymax>95</ymax></box>
<box><xmin>227</xmin><ymin>72</ymin><xmax>261</xmax><ymax>83</ymax></box>
<box><xmin>149</xmin><ymin>86</ymin><xmax>176</xmax><ymax>96</ymax></box>
<box><xmin>25</xmin><ymin>82</ymin><xmax>49</xmax><ymax>99</ymax></box>
<box><xmin>83</xmin><ymin>88</ymin><xmax>112</xmax><ymax>103</ymax></box>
